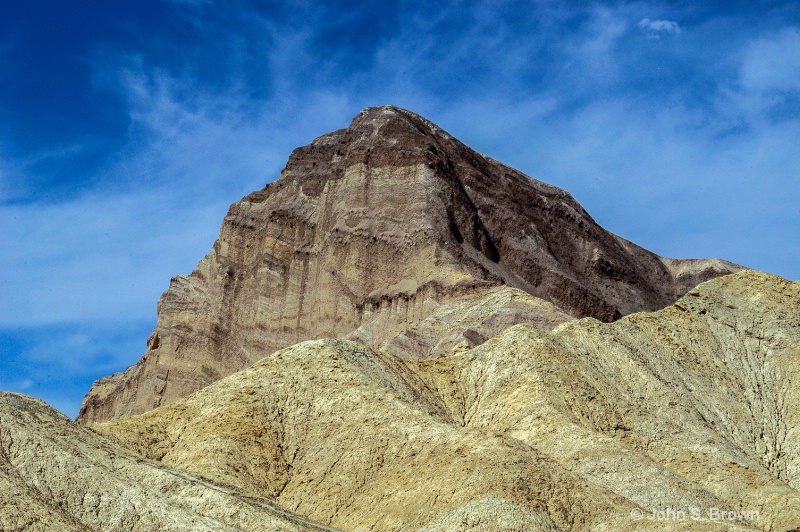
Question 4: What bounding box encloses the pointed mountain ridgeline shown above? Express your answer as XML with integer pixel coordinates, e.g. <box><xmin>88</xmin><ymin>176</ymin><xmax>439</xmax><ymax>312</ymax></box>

<box><xmin>77</xmin><ymin>105</ymin><xmax>740</xmax><ymax>425</ymax></box>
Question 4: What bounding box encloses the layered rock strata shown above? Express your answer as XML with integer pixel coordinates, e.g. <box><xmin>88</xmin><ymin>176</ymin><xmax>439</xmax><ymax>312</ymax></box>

<box><xmin>78</xmin><ymin>105</ymin><xmax>740</xmax><ymax>425</ymax></box>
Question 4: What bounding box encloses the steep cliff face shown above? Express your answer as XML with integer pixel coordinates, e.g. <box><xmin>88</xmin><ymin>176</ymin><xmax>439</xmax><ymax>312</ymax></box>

<box><xmin>77</xmin><ymin>105</ymin><xmax>739</xmax><ymax>425</ymax></box>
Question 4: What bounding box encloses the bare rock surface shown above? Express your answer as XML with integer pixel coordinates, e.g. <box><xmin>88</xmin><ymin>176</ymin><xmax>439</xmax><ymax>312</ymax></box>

<box><xmin>96</xmin><ymin>270</ymin><xmax>798</xmax><ymax>531</ymax></box>
<box><xmin>0</xmin><ymin>392</ymin><xmax>333</xmax><ymax>531</ymax></box>
<box><xmin>78</xmin><ymin>106</ymin><xmax>739</xmax><ymax>425</ymax></box>
<box><xmin>347</xmin><ymin>285</ymin><xmax>573</xmax><ymax>359</ymax></box>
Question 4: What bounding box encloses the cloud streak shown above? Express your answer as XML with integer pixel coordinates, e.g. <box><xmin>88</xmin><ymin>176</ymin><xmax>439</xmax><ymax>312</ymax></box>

<box><xmin>740</xmin><ymin>26</ymin><xmax>800</xmax><ymax>90</ymax></box>
<box><xmin>638</xmin><ymin>18</ymin><xmax>681</xmax><ymax>34</ymax></box>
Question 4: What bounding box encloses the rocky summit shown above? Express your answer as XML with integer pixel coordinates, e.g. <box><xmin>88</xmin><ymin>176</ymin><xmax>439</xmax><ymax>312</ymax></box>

<box><xmin>8</xmin><ymin>105</ymin><xmax>796</xmax><ymax>532</ymax></box>
<box><xmin>77</xmin><ymin>105</ymin><xmax>739</xmax><ymax>425</ymax></box>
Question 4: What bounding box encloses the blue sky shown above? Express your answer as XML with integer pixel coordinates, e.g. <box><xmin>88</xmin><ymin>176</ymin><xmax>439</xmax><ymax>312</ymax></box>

<box><xmin>1</xmin><ymin>1</ymin><xmax>799</xmax><ymax>418</ymax></box>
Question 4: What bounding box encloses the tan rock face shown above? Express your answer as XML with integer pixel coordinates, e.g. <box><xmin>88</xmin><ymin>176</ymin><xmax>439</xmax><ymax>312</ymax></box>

<box><xmin>0</xmin><ymin>393</ymin><xmax>333</xmax><ymax>531</ymax></box>
<box><xmin>95</xmin><ymin>270</ymin><xmax>800</xmax><ymax>531</ymax></box>
<box><xmin>347</xmin><ymin>285</ymin><xmax>573</xmax><ymax>359</ymax></box>
<box><xmin>77</xmin><ymin>105</ymin><xmax>740</xmax><ymax>425</ymax></box>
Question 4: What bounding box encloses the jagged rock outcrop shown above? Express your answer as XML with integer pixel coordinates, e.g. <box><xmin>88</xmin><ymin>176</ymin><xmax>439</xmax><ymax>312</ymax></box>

<box><xmin>0</xmin><ymin>393</ymin><xmax>333</xmax><ymax>531</ymax></box>
<box><xmin>78</xmin><ymin>105</ymin><xmax>740</xmax><ymax>425</ymax></box>
<box><xmin>95</xmin><ymin>271</ymin><xmax>800</xmax><ymax>531</ymax></box>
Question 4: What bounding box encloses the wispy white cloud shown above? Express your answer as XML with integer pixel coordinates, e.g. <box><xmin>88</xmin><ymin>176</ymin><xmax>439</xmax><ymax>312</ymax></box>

<box><xmin>638</xmin><ymin>18</ymin><xmax>681</xmax><ymax>35</ymax></box>
<box><xmin>711</xmin><ymin>26</ymin><xmax>800</xmax><ymax>128</ymax></box>
<box><xmin>739</xmin><ymin>27</ymin><xmax>800</xmax><ymax>94</ymax></box>
<box><xmin>1</xmin><ymin>51</ymin><xmax>359</xmax><ymax>328</ymax></box>
<box><xmin>0</xmin><ymin>141</ymin><xmax>102</xmax><ymax>202</ymax></box>
<box><xmin>571</xmin><ymin>6</ymin><xmax>630</xmax><ymax>83</ymax></box>
<box><xmin>0</xmin><ymin>187</ymin><xmax>222</xmax><ymax>326</ymax></box>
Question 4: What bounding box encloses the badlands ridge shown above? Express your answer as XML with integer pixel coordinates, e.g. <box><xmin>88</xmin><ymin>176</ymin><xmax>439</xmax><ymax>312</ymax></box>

<box><xmin>2</xmin><ymin>106</ymin><xmax>797</xmax><ymax>531</ymax></box>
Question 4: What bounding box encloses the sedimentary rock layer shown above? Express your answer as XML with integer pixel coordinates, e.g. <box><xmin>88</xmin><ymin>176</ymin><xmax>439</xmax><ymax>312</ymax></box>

<box><xmin>78</xmin><ymin>105</ymin><xmax>739</xmax><ymax>425</ymax></box>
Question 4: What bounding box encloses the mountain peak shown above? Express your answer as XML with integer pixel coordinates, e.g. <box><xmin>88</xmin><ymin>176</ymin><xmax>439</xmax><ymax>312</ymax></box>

<box><xmin>281</xmin><ymin>105</ymin><xmax>455</xmax><ymax>185</ymax></box>
<box><xmin>350</xmin><ymin>104</ymin><xmax>413</xmax><ymax>123</ymax></box>
<box><xmin>349</xmin><ymin>105</ymin><xmax>453</xmax><ymax>140</ymax></box>
<box><xmin>77</xmin><ymin>108</ymin><xmax>741</xmax><ymax>425</ymax></box>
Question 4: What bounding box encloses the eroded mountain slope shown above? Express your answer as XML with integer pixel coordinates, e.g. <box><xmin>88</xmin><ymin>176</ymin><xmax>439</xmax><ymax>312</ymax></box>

<box><xmin>78</xmin><ymin>105</ymin><xmax>739</xmax><ymax>425</ymax></box>
<box><xmin>413</xmin><ymin>270</ymin><xmax>800</xmax><ymax>530</ymax></box>
<box><xmin>96</xmin><ymin>270</ymin><xmax>796</xmax><ymax>531</ymax></box>
<box><xmin>0</xmin><ymin>393</ymin><xmax>333</xmax><ymax>531</ymax></box>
